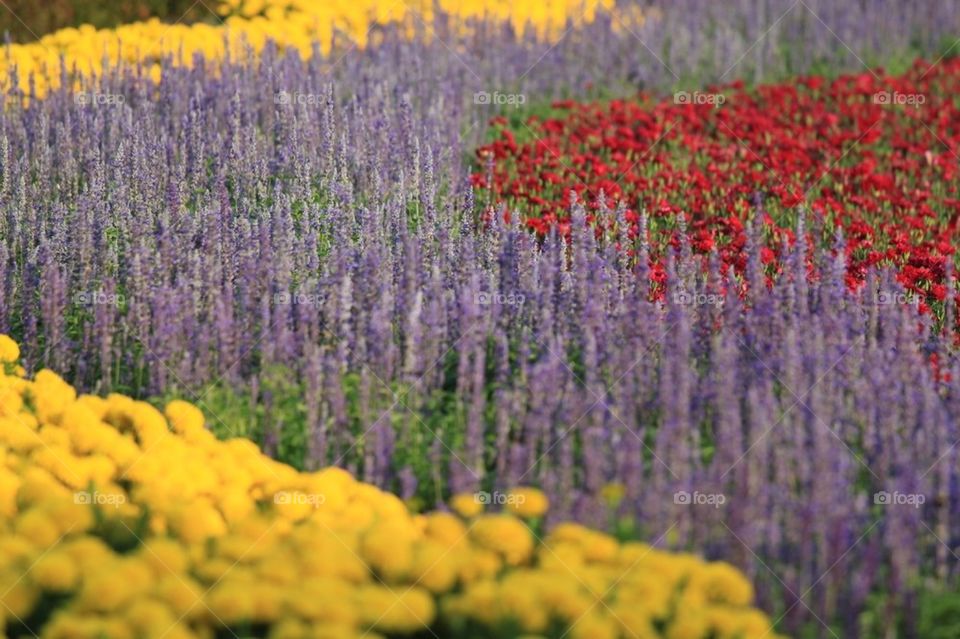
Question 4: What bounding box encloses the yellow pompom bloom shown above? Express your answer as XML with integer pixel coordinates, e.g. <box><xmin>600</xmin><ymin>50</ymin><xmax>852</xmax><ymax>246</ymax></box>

<box><xmin>470</xmin><ymin>515</ymin><xmax>534</xmax><ymax>566</ymax></box>
<box><xmin>361</xmin><ymin>522</ymin><xmax>415</xmax><ymax>582</ymax></box>
<box><xmin>409</xmin><ymin>540</ymin><xmax>458</xmax><ymax>593</ymax></box>
<box><xmin>504</xmin><ymin>487</ymin><xmax>549</xmax><ymax>518</ymax></box>
<box><xmin>124</xmin><ymin>598</ymin><xmax>177</xmax><ymax>633</ymax></box>
<box><xmin>31</xmin><ymin>551</ymin><xmax>80</xmax><ymax>592</ymax></box>
<box><xmin>14</xmin><ymin>509</ymin><xmax>62</xmax><ymax>548</ymax></box>
<box><xmin>165</xmin><ymin>400</ymin><xmax>206</xmax><ymax>435</ymax></box>
<box><xmin>356</xmin><ymin>585</ymin><xmax>435</xmax><ymax>633</ymax></box>
<box><xmin>666</xmin><ymin>610</ymin><xmax>711</xmax><ymax>639</ymax></box>
<box><xmin>424</xmin><ymin>511</ymin><xmax>468</xmax><ymax>546</ymax></box>
<box><xmin>0</xmin><ymin>335</ymin><xmax>20</xmax><ymax>362</ymax></box>
<box><xmin>0</xmin><ymin>580</ymin><xmax>39</xmax><ymax>620</ymax></box>
<box><xmin>155</xmin><ymin>575</ymin><xmax>204</xmax><ymax>616</ymax></box>
<box><xmin>138</xmin><ymin>537</ymin><xmax>190</xmax><ymax>577</ymax></box>
<box><xmin>170</xmin><ymin>501</ymin><xmax>228</xmax><ymax>543</ymax></box>
<box><xmin>457</xmin><ymin>547</ymin><xmax>503</xmax><ymax>583</ymax></box>
<box><xmin>570</xmin><ymin>613</ymin><xmax>619</xmax><ymax>639</ymax></box>
<box><xmin>449</xmin><ymin>492</ymin><xmax>484</xmax><ymax>518</ymax></box>
<box><xmin>206</xmin><ymin>583</ymin><xmax>255</xmax><ymax>624</ymax></box>
<box><xmin>688</xmin><ymin>561</ymin><xmax>755</xmax><ymax>607</ymax></box>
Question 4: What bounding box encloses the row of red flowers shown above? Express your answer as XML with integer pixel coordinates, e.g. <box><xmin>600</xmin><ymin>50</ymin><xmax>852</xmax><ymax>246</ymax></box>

<box><xmin>472</xmin><ymin>58</ymin><xmax>960</xmax><ymax>312</ymax></box>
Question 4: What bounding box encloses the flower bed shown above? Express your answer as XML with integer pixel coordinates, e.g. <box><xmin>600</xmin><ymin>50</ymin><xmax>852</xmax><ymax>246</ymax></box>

<box><xmin>0</xmin><ymin>336</ymin><xmax>779</xmax><ymax>639</ymax></box>
<box><xmin>473</xmin><ymin>57</ymin><xmax>960</xmax><ymax>310</ymax></box>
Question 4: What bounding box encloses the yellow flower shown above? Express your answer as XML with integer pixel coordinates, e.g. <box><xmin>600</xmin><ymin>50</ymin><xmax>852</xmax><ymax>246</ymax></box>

<box><xmin>206</xmin><ymin>583</ymin><xmax>255</xmax><ymax>624</ymax></box>
<box><xmin>424</xmin><ymin>512</ymin><xmax>468</xmax><ymax>546</ymax></box>
<box><xmin>449</xmin><ymin>491</ymin><xmax>484</xmax><ymax>518</ymax></box>
<box><xmin>356</xmin><ymin>585</ymin><xmax>435</xmax><ymax>633</ymax></box>
<box><xmin>138</xmin><ymin>538</ymin><xmax>190</xmax><ymax>577</ymax></box>
<box><xmin>169</xmin><ymin>501</ymin><xmax>228</xmax><ymax>543</ymax></box>
<box><xmin>361</xmin><ymin>522</ymin><xmax>415</xmax><ymax>582</ymax></box>
<box><xmin>569</xmin><ymin>612</ymin><xmax>619</xmax><ymax>639</ymax></box>
<box><xmin>0</xmin><ymin>335</ymin><xmax>19</xmax><ymax>362</ymax></box>
<box><xmin>124</xmin><ymin>598</ymin><xmax>177</xmax><ymax>633</ymax></box>
<box><xmin>470</xmin><ymin>515</ymin><xmax>534</xmax><ymax>566</ymax></box>
<box><xmin>409</xmin><ymin>540</ymin><xmax>458</xmax><ymax>593</ymax></box>
<box><xmin>155</xmin><ymin>575</ymin><xmax>204</xmax><ymax>616</ymax></box>
<box><xmin>31</xmin><ymin>551</ymin><xmax>80</xmax><ymax>592</ymax></box>
<box><xmin>164</xmin><ymin>400</ymin><xmax>206</xmax><ymax>436</ymax></box>
<box><xmin>504</xmin><ymin>487</ymin><xmax>549</xmax><ymax>518</ymax></box>
<box><xmin>688</xmin><ymin>561</ymin><xmax>755</xmax><ymax>607</ymax></box>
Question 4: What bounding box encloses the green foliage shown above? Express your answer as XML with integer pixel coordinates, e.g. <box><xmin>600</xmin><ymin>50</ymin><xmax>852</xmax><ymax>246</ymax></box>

<box><xmin>918</xmin><ymin>589</ymin><xmax>960</xmax><ymax>639</ymax></box>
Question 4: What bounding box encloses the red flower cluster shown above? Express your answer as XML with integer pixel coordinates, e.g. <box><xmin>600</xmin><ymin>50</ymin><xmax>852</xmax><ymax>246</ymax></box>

<box><xmin>473</xmin><ymin>58</ymin><xmax>960</xmax><ymax>310</ymax></box>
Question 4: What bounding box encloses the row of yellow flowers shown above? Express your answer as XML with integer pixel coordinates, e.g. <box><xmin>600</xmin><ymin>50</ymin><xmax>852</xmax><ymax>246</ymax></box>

<box><xmin>0</xmin><ymin>334</ymin><xmax>782</xmax><ymax>639</ymax></box>
<box><xmin>0</xmin><ymin>0</ymin><xmax>620</xmax><ymax>98</ymax></box>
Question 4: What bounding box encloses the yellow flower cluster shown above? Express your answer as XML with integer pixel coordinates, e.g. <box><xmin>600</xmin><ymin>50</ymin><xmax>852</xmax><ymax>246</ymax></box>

<box><xmin>0</xmin><ymin>0</ymin><xmax>618</xmax><ymax>98</ymax></box>
<box><xmin>0</xmin><ymin>335</ymin><xmax>783</xmax><ymax>639</ymax></box>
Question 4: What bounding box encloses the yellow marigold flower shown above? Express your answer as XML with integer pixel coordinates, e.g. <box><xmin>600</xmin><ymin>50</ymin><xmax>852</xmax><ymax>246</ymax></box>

<box><xmin>268</xmin><ymin>619</ymin><xmax>309</xmax><ymax>639</ymax></box>
<box><xmin>124</xmin><ymin>598</ymin><xmax>177</xmax><ymax>633</ymax></box>
<box><xmin>31</xmin><ymin>551</ymin><xmax>80</xmax><ymax>592</ymax></box>
<box><xmin>218</xmin><ymin>488</ymin><xmax>255</xmax><ymax>524</ymax></box>
<box><xmin>610</xmin><ymin>607</ymin><xmax>659</xmax><ymax>639</ymax></box>
<box><xmin>357</xmin><ymin>585</ymin><xmax>435</xmax><ymax>633</ymax></box>
<box><xmin>138</xmin><ymin>537</ymin><xmax>190</xmax><ymax>577</ymax></box>
<box><xmin>206</xmin><ymin>582</ymin><xmax>255</xmax><ymax>624</ymax></box>
<box><xmin>286</xmin><ymin>580</ymin><xmax>359</xmax><ymax>625</ymax></box>
<box><xmin>155</xmin><ymin>575</ymin><xmax>204</xmax><ymax>616</ymax></box>
<box><xmin>0</xmin><ymin>580</ymin><xmax>38</xmax><ymax>620</ymax></box>
<box><xmin>1</xmin><ymin>417</ymin><xmax>40</xmax><ymax>453</ymax></box>
<box><xmin>170</xmin><ymin>501</ymin><xmax>228</xmax><ymax>543</ymax></box>
<box><xmin>504</xmin><ymin>487</ymin><xmax>549</xmax><ymax>518</ymax></box>
<box><xmin>14</xmin><ymin>509</ymin><xmax>62</xmax><ymax>548</ymax></box>
<box><xmin>688</xmin><ymin>561</ymin><xmax>755</xmax><ymax>607</ymax></box>
<box><xmin>361</xmin><ymin>522</ymin><xmax>415</xmax><ymax>582</ymax></box>
<box><xmin>61</xmin><ymin>535</ymin><xmax>114</xmax><ymax>570</ymax></box>
<box><xmin>0</xmin><ymin>335</ymin><xmax>19</xmax><ymax>362</ymax></box>
<box><xmin>470</xmin><ymin>515</ymin><xmax>534</xmax><ymax>566</ymax></box>
<box><xmin>248</xmin><ymin>582</ymin><xmax>284</xmax><ymax>622</ymax></box>
<box><xmin>666</xmin><ymin>610</ymin><xmax>711</xmax><ymax>639</ymax></box>
<box><xmin>409</xmin><ymin>540</ymin><xmax>458</xmax><ymax>593</ymax></box>
<box><xmin>570</xmin><ymin>613</ymin><xmax>619</xmax><ymax>639</ymax></box>
<box><xmin>457</xmin><ymin>547</ymin><xmax>503</xmax><ymax>583</ymax></box>
<box><xmin>164</xmin><ymin>400</ymin><xmax>206</xmax><ymax>435</ymax></box>
<box><xmin>77</xmin><ymin>568</ymin><xmax>139</xmax><ymax>612</ymax></box>
<box><xmin>0</xmin><ymin>467</ymin><xmax>21</xmax><ymax>517</ymax></box>
<box><xmin>423</xmin><ymin>511</ymin><xmax>468</xmax><ymax>546</ymax></box>
<box><xmin>449</xmin><ymin>491</ymin><xmax>484</xmax><ymax>518</ymax></box>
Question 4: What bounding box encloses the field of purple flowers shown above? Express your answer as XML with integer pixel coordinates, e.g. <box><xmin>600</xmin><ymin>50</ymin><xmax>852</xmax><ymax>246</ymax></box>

<box><xmin>3</xmin><ymin>1</ymin><xmax>960</xmax><ymax>636</ymax></box>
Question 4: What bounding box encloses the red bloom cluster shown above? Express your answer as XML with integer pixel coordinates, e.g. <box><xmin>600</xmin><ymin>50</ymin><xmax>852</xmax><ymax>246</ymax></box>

<box><xmin>473</xmin><ymin>58</ymin><xmax>960</xmax><ymax>309</ymax></box>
